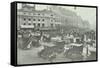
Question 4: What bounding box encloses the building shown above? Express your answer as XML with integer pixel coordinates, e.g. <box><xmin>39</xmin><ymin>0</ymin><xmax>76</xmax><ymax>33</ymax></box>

<box><xmin>17</xmin><ymin>4</ymin><xmax>62</xmax><ymax>31</ymax></box>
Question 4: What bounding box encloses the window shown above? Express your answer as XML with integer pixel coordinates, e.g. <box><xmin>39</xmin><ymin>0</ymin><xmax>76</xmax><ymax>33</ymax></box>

<box><xmin>23</xmin><ymin>23</ymin><xmax>26</xmax><ymax>25</ymax></box>
<box><xmin>33</xmin><ymin>19</ymin><xmax>36</xmax><ymax>21</ymax></box>
<box><xmin>38</xmin><ymin>23</ymin><xmax>40</xmax><ymax>27</ymax></box>
<box><xmin>28</xmin><ymin>18</ymin><xmax>31</xmax><ymax>21</ymax></box>
<box><xmin>38</xmin><ymin>14</ymin><xmax>40</xmax><ymax>15</ymax></box>
<box><xmin>51</xmin><ymin>20</ymin><xmax>53</xmax><ymax>22</ymax></box>
<box><xmin>24</xmin><ymin>13</ymin><xmax>26</xmax><ymax>14</ymax></box>
<box><xmin>42</xmin><ymin>23</ymin><xmax>45</xmax><ymax>27</ymax></box>
<box><xmin>28</xmin><ymin>23</ymin><xmax>31</xmax><ymax>25</ymax></box>
<box><xmin>51</xmin><ymin>14</ymin><xmax>53</xmax><ymax>16</ymax></box>
<box><xmin>38</xmin><ymin>19</ymin><xmax>40</xmax><ymax>21</ymax></box>
<box><xmin>42</xmin><ymin>19</ymin><xmax>44</xmax><ymax>21</ymax></box>
<box><xmin>51</xmin><ymin>24</ymin><xmax>53</xmax><ymax>27</ymax></box>
<box><xmin>23</xmin><ymin>18</ymin><xmax>26</xmax><ymax>21</ymax></box>
<box><xmin>33</xmin><ymin>23</ymin><xmax>36</xmax><ymax>26</ymax></box>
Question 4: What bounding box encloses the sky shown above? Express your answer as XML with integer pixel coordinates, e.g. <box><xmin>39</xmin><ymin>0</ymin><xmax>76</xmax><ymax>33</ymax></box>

<box><xmin>17</xmin><ymin>3</ymin><xmax>96</xmax><ymax>29</ymax></box>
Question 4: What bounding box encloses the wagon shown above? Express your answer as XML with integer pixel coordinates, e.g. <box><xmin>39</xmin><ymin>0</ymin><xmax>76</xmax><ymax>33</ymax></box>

<box><xmin>64</xmin><ymin>44</ymin><xmax>83</xmax><ymax>61</ymax></box>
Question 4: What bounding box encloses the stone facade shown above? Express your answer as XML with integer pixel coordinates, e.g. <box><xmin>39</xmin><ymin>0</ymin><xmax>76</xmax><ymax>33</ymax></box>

<box><xmin>17</xmin><ymin>4</ymin><xmax>62</xmax><ymax>31</ymax></box>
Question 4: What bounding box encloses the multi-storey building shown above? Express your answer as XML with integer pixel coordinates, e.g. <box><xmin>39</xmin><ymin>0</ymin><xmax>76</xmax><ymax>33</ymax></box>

<box><xmin>17</xmin><ymin>4</ymin><xmax>63</xmax><ymax>31</ymax></box>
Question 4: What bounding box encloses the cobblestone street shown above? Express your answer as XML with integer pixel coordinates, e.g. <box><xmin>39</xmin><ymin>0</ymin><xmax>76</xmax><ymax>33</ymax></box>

<box><xmin>17</xmin><ymin>46</ymin><xmax>50</xmax><ymax>64</ymax></box>
<box><xmin>17</xmin><ymin>38</ymin><xmax>96</xmax><ymax>64</ymax></box>
<box><xmin>17</xmin><ymin>46</ymin><xmax>72</xmax><ymax>64</ymax></box>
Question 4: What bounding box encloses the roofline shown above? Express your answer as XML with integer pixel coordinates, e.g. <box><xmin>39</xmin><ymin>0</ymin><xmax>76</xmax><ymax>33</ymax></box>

<box><xmin>12</xmin><ymin>1</ymin><xmax>98</xmax><ymax>8</ymax></box>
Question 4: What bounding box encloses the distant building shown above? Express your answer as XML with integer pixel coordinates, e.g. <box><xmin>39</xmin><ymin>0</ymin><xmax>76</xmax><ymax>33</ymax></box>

<box><xmin>17</xmin><ymin>4</ymin><xmax>62</xmax><ymax>31</ymax></box>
